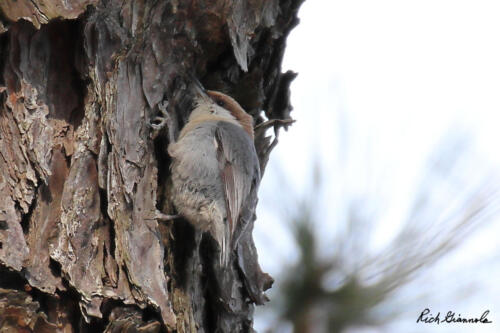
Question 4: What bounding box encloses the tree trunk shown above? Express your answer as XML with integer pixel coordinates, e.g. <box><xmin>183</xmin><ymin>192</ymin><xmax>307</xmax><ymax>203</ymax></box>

<box><xmin>0</xmin><ymin>0</ymin><xmax>302</xmax><ymax>331</ymax></box>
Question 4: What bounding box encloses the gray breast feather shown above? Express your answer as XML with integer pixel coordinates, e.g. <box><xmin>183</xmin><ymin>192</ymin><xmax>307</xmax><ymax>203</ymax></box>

<box><xmin>169</xmin><ymin>123</ymin><xmax>220</xmax><ymax>182</ymax></box>
<box><xmin>168</xmin><ymin>120</ymin><xmax>259</xmax><ymax>203</ymax></box>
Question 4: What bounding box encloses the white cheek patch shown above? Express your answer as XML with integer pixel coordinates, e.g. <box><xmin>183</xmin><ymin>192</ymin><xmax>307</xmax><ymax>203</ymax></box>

<box><xmin>215</xmin><ymin>106</ymin><xmax>234</xmax><ymax>119</ymax></box>
<box><xmin>213</xmin><ymin>137</ymin><xmax>219</xmax><ymax>149</ymax></box>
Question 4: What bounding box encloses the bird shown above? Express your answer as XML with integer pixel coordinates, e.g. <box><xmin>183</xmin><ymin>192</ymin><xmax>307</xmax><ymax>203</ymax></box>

<box><xmin>153</xmin><ymin>85</ymin><xmax>260</xmax><ymax>266</ymax></box>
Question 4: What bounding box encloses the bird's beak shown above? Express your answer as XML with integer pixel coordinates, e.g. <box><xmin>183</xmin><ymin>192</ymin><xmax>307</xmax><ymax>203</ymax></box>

<box><xmin>190</xmin><ymin>76</ymin><xmax>209</xmax><ymax>99</ymax></box>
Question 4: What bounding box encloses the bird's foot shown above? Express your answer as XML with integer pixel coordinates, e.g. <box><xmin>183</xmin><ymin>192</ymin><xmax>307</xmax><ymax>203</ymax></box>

<box><xmin>150</xmin><ymin>100</ymin><xmax>174</xmax><ymax>139</ymax></box>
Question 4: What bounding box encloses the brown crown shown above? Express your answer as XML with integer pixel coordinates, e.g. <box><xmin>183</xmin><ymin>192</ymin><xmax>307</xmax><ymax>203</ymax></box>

<box><xmin>206</xmin><ymin>90</ymin><xmax>254</xmax><ymax>139</ymax></box>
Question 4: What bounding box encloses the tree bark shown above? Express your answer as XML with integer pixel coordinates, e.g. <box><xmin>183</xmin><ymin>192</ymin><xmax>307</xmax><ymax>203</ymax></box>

<box><xmin>0</xmin><ymin>0</ymin><xmax>302</xmax><ymax>331</ymax></box>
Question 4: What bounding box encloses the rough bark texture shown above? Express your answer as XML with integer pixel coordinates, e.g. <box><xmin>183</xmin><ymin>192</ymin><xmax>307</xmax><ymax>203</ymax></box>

<box><xmin>0</xmin><ymin>0</ymin><xmax>302</xmax><ymax>331</ymax></box>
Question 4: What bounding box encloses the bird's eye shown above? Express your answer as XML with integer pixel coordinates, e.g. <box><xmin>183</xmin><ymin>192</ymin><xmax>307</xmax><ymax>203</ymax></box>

<box><xmin>216</xmin><ymin>100</ymin><xmax>225</xmax><ymax>107</ymax></box>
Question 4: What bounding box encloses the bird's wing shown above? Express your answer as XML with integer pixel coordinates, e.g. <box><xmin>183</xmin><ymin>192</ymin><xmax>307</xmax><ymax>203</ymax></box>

<box><xmin>214</xmin><ymin>122</ymin><xmax>260</xmax><ymax>264</ymax></box>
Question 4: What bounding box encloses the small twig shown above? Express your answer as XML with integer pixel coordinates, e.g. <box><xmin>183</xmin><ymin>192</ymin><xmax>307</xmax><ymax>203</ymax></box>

<box><xmin>254</xmin><ymin>118</ymin><xmax>295</xmax><ymax>131</ymax></box>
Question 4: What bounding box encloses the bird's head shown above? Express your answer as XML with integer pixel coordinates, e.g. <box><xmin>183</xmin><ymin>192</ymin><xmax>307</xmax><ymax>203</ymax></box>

<box><xmin>190</xmin><ymin>86</ymin><xmax>254</xmax><ymax>139</ymax></box>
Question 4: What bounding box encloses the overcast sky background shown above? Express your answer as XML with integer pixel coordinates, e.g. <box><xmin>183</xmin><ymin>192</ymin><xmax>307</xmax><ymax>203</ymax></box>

<box><xmin>254</xmin><ymin>1</ymin><xmax>500</xmax><ymax>332</ymax></box>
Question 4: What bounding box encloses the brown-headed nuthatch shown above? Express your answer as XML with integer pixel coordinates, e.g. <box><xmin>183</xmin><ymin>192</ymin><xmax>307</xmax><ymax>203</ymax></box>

<box><xmin>154</xmin><ymin>86</ymin><xmax>260</xmax><ymax>266</ymax></box>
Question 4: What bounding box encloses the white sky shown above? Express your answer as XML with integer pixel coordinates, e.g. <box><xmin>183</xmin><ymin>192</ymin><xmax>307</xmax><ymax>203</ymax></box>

<box><xmin>255</xmin><ymin>1</ymin><xmax>500</xmax><ymax>332</ymax></box>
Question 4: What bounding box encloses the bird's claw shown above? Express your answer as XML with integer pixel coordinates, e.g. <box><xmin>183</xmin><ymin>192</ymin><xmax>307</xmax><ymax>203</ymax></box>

<box><xmin>150</xmin><ymin>100</ymin><xmax>172</xmax><ymax>138</ymax></box>
<box><xmin>158</xmin><ymin>100</ymin><xmax>169</xmax><ymax>116</ymax></box>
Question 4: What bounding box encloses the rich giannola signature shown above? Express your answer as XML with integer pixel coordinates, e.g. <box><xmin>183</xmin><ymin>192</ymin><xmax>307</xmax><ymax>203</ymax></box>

<box><xmin>417</xmin><ymin>308</ymin><xmax>492</xmax><ymax>324</ymax></box>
